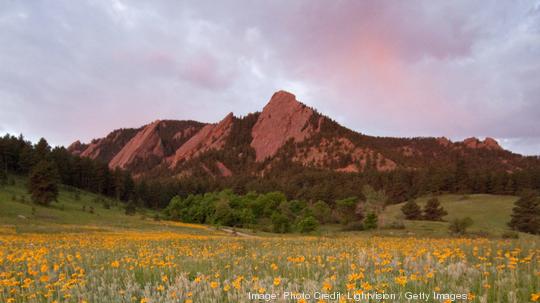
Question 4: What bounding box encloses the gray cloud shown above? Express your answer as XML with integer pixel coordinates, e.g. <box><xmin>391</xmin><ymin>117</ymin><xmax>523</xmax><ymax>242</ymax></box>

<box><xmin>0</xmin><ymin>0</ymin><xmax>539</xmax><ymax>155</ymax></box>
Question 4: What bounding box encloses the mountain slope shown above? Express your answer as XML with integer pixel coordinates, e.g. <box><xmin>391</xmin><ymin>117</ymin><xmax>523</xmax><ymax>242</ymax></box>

<box><xmin>68</xmin><ymin>90</ymin><xmax>539</xmax><ymax>182</ymax></box>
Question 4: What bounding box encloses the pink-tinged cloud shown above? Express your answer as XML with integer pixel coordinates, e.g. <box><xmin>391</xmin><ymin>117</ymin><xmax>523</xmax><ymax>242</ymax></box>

<box><xmin>0</xmin><ymin>0</ymin><xmax>539</xmax><ymax>155</ymax></box>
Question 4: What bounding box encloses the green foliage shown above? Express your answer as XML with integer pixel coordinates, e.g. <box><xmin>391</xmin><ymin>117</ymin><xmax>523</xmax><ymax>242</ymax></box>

<box><xmin>271</xmin><ymin>212</ymin><xmax>291</xmax><ymax>233</ymax></box>
<box><xmin>449</xmin><ymin>217</ymin><xmax>474</xmax><ymax>235</ymax></box>
<box><xmin>401</xmin><ymin>199</ymin><xmax>422</xmax><ymax>220</ymax></box>
<box><xmin>311</xmin><ymin>200</ymin><xmax>332</xmax><ymax>224</ymax></box>
<box><xmin>362</xmin><ymin>185</ymin><xmax>388</xmax><ymax>214</ymax></box>
<box><xmin>296</xmin><ymin>216</ymin><xmax>319</xmax><ymax>233</ymax></box>
<box><xmin>363</xmin><ymin>213</ymin><xmax>378</xmax><ymax>230</ymax></box>
<box><xmin>0</xmin><ymin>168</ymin><xmax>7</xmax><ymax>186</ymax></box>
<box><xmin>125</xmin><ymin>200</ymin><xmax>137</xmax><ymax>216</ymax></box>
<box><xmin>501</xmin><ymin>230</ymin><xmax>519</xmax><ymax>239</ymax></box>
<box><xmin>28</xmin><ymin>160</ymin><xmax>60</xmax><ymax>206</ymax></box>
<box><xmin>508</xmin><ymin>190</ymin><xmax>540</xmax><ymax>234</ymax></box>
<box><xmin>423</xmin><ymin>197</ymin><xmax>447</xmax><ymax>221</ymax></box>
<box><xmin>336</xmin><ymin>196</ymin><xmax>359</xmax><ymax>225</ymax></box>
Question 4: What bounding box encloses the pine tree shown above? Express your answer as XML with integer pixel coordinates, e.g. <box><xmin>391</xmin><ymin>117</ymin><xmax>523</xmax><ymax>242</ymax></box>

<box><xmin>508</xmin><ymin>190</ymin><xmax>540</xmax><ymax>234</ymax></box>
<box><xmin>401</xmin><ymin>199</ymin><xmax>422</xmax><ymax>220</ymax></box>
<box><xmin>0</xmin><ymin>168</ymin><xmax>7</xmax><ymax>186</ymax></box>
<box><xmin>363</xmin><ymin>212</ymin><xmax>378</xmax><ymax>230</ymax></box>
<box><xmin>423</xmin><ymin>197</ymin><xmax>447</xmax><ymax>221</ymax></box>
<box><xmin>28</xmin><ymin>160</ymin><xmax>59</xmax><ymax>206</ymax></box>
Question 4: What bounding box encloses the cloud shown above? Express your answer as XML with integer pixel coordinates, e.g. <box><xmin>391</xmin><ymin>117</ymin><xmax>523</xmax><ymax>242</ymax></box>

<box><xmin>0</xmin><ymin>0</ymin><xmax>539</xmax><ymax>155</ymax></box>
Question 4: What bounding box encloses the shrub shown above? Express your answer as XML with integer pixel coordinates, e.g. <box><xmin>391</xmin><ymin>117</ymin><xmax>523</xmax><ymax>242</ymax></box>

<box><xmin>449</xmin><ymin>217</ymin><xmax>473</xmax><ymax>235</ymax></box>
<box><xmin>125</xmin><ymin>201</ymin><xmax>136</xmax><ymax>216</ymax></box>
<box><xmin>501</xmin><ymin>231</ymin><xmax>519</xmax><ymax>239</ymax></box>
<box><xmin>311</xmin><ymin>200</ymin><xmax>332</xmax><ymax>224</ymax></box>
<box><xmin>297</xmin><ymin>216</ymin><xmax>319</xmax><ymax>233</ymax></box>
<box><xmin>342</xmin><ymin>221</ymin><xmax>365</xmax><ymax>231</ymax></box>
<box><xmin>384</xmin><ymin>220</ymin><xmax>406</xmax><ymax>230</ymax></box>
<box><xmin>271</xmin><ymin>212</ymin><xmax>291</xmax><ymax>233</ymax></box>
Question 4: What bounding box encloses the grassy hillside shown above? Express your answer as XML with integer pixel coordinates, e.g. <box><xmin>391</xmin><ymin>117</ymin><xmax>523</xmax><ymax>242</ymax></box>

<box><xmin>0</xmin><ymin>175</ymin><xmax>532</xmax><ymax>239</ymax></box>
<box><xmin>0</xmin><ymin>175</ymin><xmax>215</xmax><ymax>235</ymax></box>
<box><xmin>380</xmin><ymin>194</ymin><xmax>519</xmax><ymax>237</ymax></box>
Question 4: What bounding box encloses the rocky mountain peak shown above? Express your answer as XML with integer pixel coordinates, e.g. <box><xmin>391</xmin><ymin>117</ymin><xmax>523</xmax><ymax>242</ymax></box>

<box><xmin>250</xmin><ymin>90</ymin><xmax>318</xmax><ymax>161</ymax></box>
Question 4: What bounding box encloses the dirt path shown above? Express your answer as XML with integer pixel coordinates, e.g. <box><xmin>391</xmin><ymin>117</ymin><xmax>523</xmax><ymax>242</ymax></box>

<box><xmin>219</xmin><ymin>228</ymin><xmax>258</xmax><ymax>238</ymax></box>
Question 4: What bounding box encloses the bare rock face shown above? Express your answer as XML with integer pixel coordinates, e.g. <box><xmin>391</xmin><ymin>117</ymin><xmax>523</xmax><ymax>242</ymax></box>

<box><xmin>483</xmin><ymin>137</ymin><xmax>502</xmax><ymax>150</ymax></box>
<box><xmin>67</xmin><ymin>140</ymin><xmax>86</xmax><ymax>156</ymax></box>
<box><xmin>215</xmin><ymin>161</ymin><xmax>232</xmax><ymax>177</ymax></box>
<box><xmin>251</xmin><ymin>91</ymin><xmax>317</xmax><ymax>161</ymax></box>
<box><xmin>436</xmin><ymin>137</ymin><xmax>452</xmax><ymax>147</ymax></box>
<box><xmin>109</xmin><ymin>120</ymin><xmax>165</xmax><ymax>169</ymax></box>
<box><xmin>463</xmin><ymin>137</ymin><xmax>481</xmax><ymax>149</ymax></box>
<box><xmin>168</xmin><ymin>113</ymin><xmax>234</xmax><ymax>168</ymax></box>
<box><xmin>462</xmin><ymin>137</ymin><xmax>502</xmax><ymax>150</ymax></box>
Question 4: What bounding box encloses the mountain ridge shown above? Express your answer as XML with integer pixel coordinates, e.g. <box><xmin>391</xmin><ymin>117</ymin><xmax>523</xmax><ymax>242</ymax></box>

<box><xmin>69</xmin><ymin>90</ymin><xmax>531</xmax><ymax>180</ymax></box>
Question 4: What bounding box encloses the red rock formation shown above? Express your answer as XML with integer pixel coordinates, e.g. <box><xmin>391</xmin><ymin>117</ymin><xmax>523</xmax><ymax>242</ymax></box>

<box><xmin>436</xmin><ymin>137</ymin><xmax>452</xmax><ymax>147</ymax></box>
<box><xmin>251</xmin><ymin>91</ymin><xmax>317</xmax><ymax>161</ymax></box>
<box><xmin>67</xmin><ymin>140</ymin><xmax>86</xmax><ymax>156</ymax></box>
<box><xmin>483</xmin><ymin>137</ymin><xmax>502</xmax><ymax>150</ymax></box>
<box><xmin>109</xmin><ymin>120</ymin><xmax>165</xmax><ymax>169</ymax></box>
<box><xmin>215</xmin><ymin>161</ymin><xmax>232</xmax><ymax>177</ymax></box>
<box><xmin>80</xmin><ymin>139</ymin><xmax>105</xmax><ymax>159</ymax></box>
<box><xmin>462</xmin><ymin>137</ymin><xmax>502</xmax><ymax>150</ymax></box>
<box><xmin>463</xmin><ymin>137</ymin><xmax>481</xmax><ymax>149</ymax></box>
<box><xmin>168</xmin><ymin>113</ymin><xmax>234</xmax><ymax>168</ymax></box>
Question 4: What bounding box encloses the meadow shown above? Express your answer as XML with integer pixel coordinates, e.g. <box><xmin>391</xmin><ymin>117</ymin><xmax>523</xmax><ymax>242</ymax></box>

<box><xmin>1</xmin><ymin>229</ymin><xmax>539</xmax><ymax>303</ymax></box>
<box><xmin>1</xmin><ymin>179</ymin><xmax>539</xmax><ymax>302</ymax></box>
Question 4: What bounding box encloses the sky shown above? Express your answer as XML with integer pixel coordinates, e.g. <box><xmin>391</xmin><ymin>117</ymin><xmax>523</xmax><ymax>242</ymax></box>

<box><xmin>1</xmin><ymin>1</ymin><xmax>539</xmax><ymax>156</ymax></box>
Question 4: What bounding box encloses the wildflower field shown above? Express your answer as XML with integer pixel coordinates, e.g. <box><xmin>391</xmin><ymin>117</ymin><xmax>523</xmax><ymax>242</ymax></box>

<box><xmin>1</xmin><ymin>227</ymin><xmax>539</xmax><ymax>303</ymax></box>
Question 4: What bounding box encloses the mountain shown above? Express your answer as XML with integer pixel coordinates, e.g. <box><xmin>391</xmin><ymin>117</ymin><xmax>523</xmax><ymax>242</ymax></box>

<box><xmin>68</xmin><ymin>90</ymin><xmax>537</xmax><ymax>181</ymax></box>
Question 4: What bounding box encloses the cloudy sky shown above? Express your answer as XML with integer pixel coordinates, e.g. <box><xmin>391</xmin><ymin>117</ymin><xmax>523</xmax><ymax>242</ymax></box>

<box><xmin>1</xmin><ymin>1</ymin><xmax>539</xmax><ymax>155</ymax></box>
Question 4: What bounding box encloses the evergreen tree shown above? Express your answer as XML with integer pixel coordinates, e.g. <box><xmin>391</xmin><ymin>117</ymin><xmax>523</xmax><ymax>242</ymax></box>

<box><xmin>423</xmin><ymin>197</ymin><xmax>447</xmax><ymax>221</ymax></box>
<box><xmin>401</xmin><ymin>199</ymin><xmax>422</xmax><ymax>220</ymax></box>
<box><xmin>28</xmin><ymin>160</ymin><xmax>59</xmax><ymax>206</ymax></box>
<box><xmin>125</xmin><ymin>199</ymin><xmax>137</xmax><ymax>216</ymax></box>
<box><xmin>363</xmin><ymin>212</ymin><xmax>378</xmax><ymax>230</ymax></box>
<box><xmin>508</xmin><ymin>190</ymin><xmax>540</xmax><ymax>234</ymax></box>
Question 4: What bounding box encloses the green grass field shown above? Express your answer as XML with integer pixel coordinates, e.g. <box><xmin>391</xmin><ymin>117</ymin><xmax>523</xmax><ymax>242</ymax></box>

<box><xmin>0</xmin><ymin>175</ymin><xmax>217</xmax><ymax>235</ymax></box>
<box><xmin>0</xmin><ymin>174</ymin><xmax>528</xmax><ymax>239</ymax></box>
<box><xmin>379</xmin><ymin>194</ymin><xmax>520</xmax><ymax>237</ymax></box>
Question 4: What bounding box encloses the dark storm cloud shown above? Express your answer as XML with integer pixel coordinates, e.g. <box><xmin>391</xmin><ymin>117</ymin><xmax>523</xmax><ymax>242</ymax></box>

<box><xmin>0</xmin><ymin>0</ymin><xmax>539</xmax><ymax>155</ymax></box>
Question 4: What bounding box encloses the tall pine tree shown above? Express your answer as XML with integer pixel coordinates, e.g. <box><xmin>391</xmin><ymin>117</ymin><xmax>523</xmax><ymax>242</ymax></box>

<box><xmin>401</xmin><ymin>199</ymin><xmax>422</xmax><ymax>220</ymax></box>
<box><xmin>28</xmin><ymin>160</ymin><xmax>60</xmax><ymax>206</ymax></box>
<box><xmin>509</xmin><ymin>190</ymin><xmax>540</xmax><ymax>234</ymax></box>
<box><xmin>423</xmin><ymin>197</ymin><xmax>447</xmax><ymax>221</ymax></box>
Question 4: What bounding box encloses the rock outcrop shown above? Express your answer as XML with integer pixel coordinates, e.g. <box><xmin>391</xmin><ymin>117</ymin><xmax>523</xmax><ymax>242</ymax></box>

<box><xmin>67</xmin><ymin>90</ymin><xmax>514</xmax><ymax>179</ymax></box>
<box><xmin>251</xmin><ymin>91</ymin><xmax>318</xmax><ymax>161</ymax></box>
<box><xmin>168</xmin><ymin>113</ymin><xmax>234</xmax><ymax>168</ymax></box>
<box><xmin>109</xmin><ymin>121</ymin><xmax>165</xmax><ymax>169</ymax></box>
<box><xmin>67</xmin><ymin>140</ymin><xmax>87</xmax><ymax>156</ymax></box>
<box><xmin>462</xmin><ymin>137</ymin><xmax>502</xmax><ymax>151</ymax></box>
